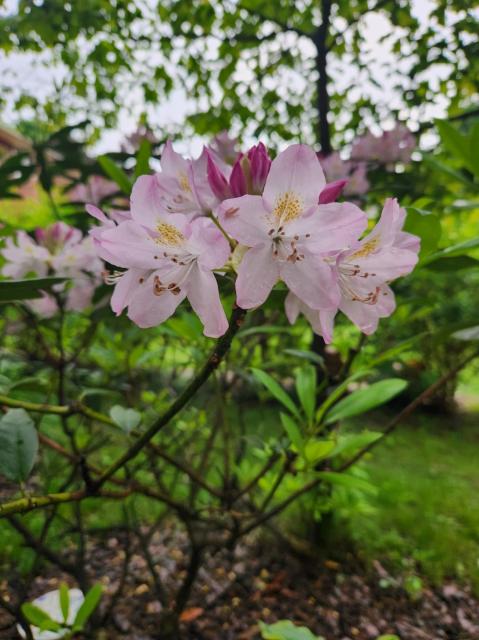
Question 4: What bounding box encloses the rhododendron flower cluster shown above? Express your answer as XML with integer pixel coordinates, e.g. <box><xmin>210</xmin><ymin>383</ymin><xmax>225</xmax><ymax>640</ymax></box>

<box><xmin>89</xmin><ymin>136</ymin><xmax>420</xmax><ymax>341</ymax></box>
<box><xmin>351</xmin><ymin>124</ymin><xmax>416</xmax><ymax>166</ymax></box>
<box><xmin>1</xmin><ymin>222</ymin><xmax>103</xmax><ymax>316</ymax></box>
<box><xmin>69</xmin><ymin>175</ymin><xmax>118</xmax><ymax>205</ymax></box>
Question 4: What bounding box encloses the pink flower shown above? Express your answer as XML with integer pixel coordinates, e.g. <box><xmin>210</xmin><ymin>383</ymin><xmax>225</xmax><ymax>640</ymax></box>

<box><xmin>285</xmin><ymin>198</ymin><xmax>420</xmax><ymax>341</ymax></box>
<box><xmin>144</xmin><ymin>141</ymin><xmax>217</xmax><ymax>219</ymax></box>
<box><xmin>69</xmin><ymin>175</ymin><xmax>118</xmax><ymax>205</ymax></box>
<box><xmin>207</xmin><ymin>143</ymin><xmax>272</xmax><ymax>201</ymax></box>
<box><xmin>94</xmin><ymin>191</ymin><xmax>231</xmax><ymax>337</ymax></box>
<box><xmin>351</xmin><ymin>125</ymin><xmax>415</xmax><ymax>166</ymax></box>
<box><xmin>318</xmin><ymin>179</ymin><xmax>347</xmax><ymax>204</ymax></box>
<box><xmin>319</xmin><ymin>152</ymin><xmax>369</xmax><ymax>197</ymax></box>
<box><xmin>1</xmin><ymin>231</ymin><xmax>50</xmax><ymax>279</ymax></box>
<box><xmin>209</xmin><ymin>131</ymin><xmax>239</xmax><ymax>165</ymax></box>
<box><xmin>217</xmin><ymin>144</ymin><xmax>367</xmax><ymax>310</ymax></box>
<box><xmin>1</xmin><ymin>222</ymin><xmax>103</xmax><ymax>315</ymax></box>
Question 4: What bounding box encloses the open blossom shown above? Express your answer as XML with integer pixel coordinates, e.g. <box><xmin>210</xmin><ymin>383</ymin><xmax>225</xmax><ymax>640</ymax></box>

<box><xmin>92</xmin><ymin>180</ymin><xmax>231</xmax><ymax>337</ymax></box>
<box><xmin>1</xmin><ymin>222</ymin><xmax>103</xmax><ymax>315</ymax></box>
<box><xmin>285</xmin><ymin>198</ymin><xmax>420</xmax><ymax>341</ymax></box>
<box><xmin>207</xmin><ymin>143</ymin><xmax>271</xmax><ymax>201</ymax></box>
<box><xmin>319</xmin><ymin>152</ymin><xmax>369</xmax><ymax>197</ymax></box>
<box><xmin>69</xmin><ymin>175</ymin><xmax>118</xmax><ymax>205</ymax></box>
<box><xmin>217</xmin><ymin>144</ymin><xmax>368</xmax><ymax>311</ymax></box>
<box><xmin>141</xmin><ymin>140</ymin><xmax>218</xmax><ymax>219</ymax></box>
<box><xmin>351</xmin><ymin>124</ymin><xmax>415</xmax><ymax>166</ymax></box>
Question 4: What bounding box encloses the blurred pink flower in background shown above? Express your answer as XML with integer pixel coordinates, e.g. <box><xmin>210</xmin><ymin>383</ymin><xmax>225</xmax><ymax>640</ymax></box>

<box><xmin>208</xmin><ymin>131</ymin><xmax>239</xmax><ymax>165</ymax></box>
<box><xmin>1</xmin><ymin>222</ymin><xmax>103</xmax><ymax>315</ymax></box>
<box><xmin>69</xmin><ymin>175</ymin><xmax>118</xmax><ymax>205</ymax></box>
<box><xmin>351</xmin><ymin>124</ymin><xmax>416</xmax><ymax>165</ymax></box>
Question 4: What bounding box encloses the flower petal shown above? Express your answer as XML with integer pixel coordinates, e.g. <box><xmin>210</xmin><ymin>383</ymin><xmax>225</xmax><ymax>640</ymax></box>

<box><xmin>296</xmin><ymin>202</ymin><xmax>368</xmax><ymax>253</ymax></box>
<box><xmin>127</xmin><ymin>270</ymin><xmax>187</xmax><ymax>328</ymax></box>
<box><xmin>235</xmin><ymin>244</ymin><xmax>280</xmax><ymax>309</ymax></box>
<box><xmin>111</xmin><ymin>268</ymin><xmax>146</xmax><ymax>315</ymax></box>
<box><xmin>130</xmin><ymin>174</ymin><xmax>165</xmax><ymax>229</ymax></box>
<box><xmin>263</xmin><ymin>144</ymin><xmax>326</xmax><ymax>210</ymax></box>
<box><xmin>186</xmin><ymin>265</ymin><xmax>228</xmax><ymax>337</ymax></box>
<box><xmin>188</xmin><ymin>217</ymin><xmax>231</xmax><ymax>270</ymax></box>
<box><xmin>217</xmin><ymin>195</ymin><xmax>270</xmax><ymax>246</ymax></box>
<box><xmin>98</xmin><ymin>220</ymin><xmax>164</xmax><ymax>270</ymax></box>
<box><xmin>280</xmin><ymin>252</ymin><xmax>340</xmax><ymax>310</ymax></box>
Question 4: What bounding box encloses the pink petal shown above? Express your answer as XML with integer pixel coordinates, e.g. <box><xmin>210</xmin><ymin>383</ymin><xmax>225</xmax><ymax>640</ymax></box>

<box><xmin>301</xmin><ymin>202</ymin><xmax>368</xmax><ymax>253</ymax></box>
<box><xmin>111</xmin><ymin>268</ymin><xmax>146</xmax><ymax>315</ymax></box>
<box><xmin>280</xmin><ymin>251</ymin><xmax>340</xmax><ymax>310</ymax></box>
<box><xmin>217</xmin><ymin>195</ymin><xmax>270</xmax><ymax>246</ymax></box>
<box><xmin>186</xmin><ymin>265</ymin><xmax>228</xmax><ymax>338</ymax></box>
<box><xmin>98</xmin><ymin>220</ymin><xmax>164</xmax><ymax>270</ymax></box>
<box><xmin>235</xmin><ymin>245</ymin><xmax>280</xmax><ymax>309</ymax></box>
<box><xmin>188</xmin><ymin>217</ymin><xmax>231</xmax><ymax>270</ymax></box>
<box><xmin>130</xmin><ymin>174</ymin><xmax>165</xmax><ymax>229</ymax></box>
<box><xmin>263</xmin><ymin>144</ymin><xmax>326</xmax><ymax>211</ymax></box>
<box><xmin>127</xmin><ymin>270</ymin><xmax>187</xmax><ymax>328</ymax></box>
<box><xmin>161</xmin><ymin>139</ymin><xmax>189</xmax><ymax>176</ymax></box>
<box><xmin>318</xmin><ymin>179</ymin><xmax>347</xmax><ymax>204</ymax></box>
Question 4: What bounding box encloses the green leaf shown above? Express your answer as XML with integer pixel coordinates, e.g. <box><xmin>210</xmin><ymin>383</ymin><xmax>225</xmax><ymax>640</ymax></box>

<box><xmin>72</xmin><ymin>584</ymin><xmax>102</xmax><ymax>631</ymax></box>
<box><xmin>424</xmin><ymin>255</ymin><xmax>479</xmax><ymax>271</ymax></box>
<box><xmin>436</xmin><ymin>119</ymin><xmax>474</xmax><ymax>171</ymax></box>
<box><xmin>469</xmin><ymin>120</ymin><xmax>479</xmax><ymax>177</ymax></box>
<box><xmin>59</xmin><ymin>583</ymin><xmax>70</xmax><ymax>624</ymax></box>
<box><xmin>0</xmin><ymin>277</ymin><xmax>68</xmax><ymax>302</ymax></box>
<box><xmin>316</xmin><ymin>370</ymin><xmax>371</xmax><ymax>424</ymax></box>
<box><xmin>283</xmin><ymin>349</ymin><xmax>325</xmax><ymax>367</ymax></box>
<box><xmin>98</xmin><ymin>155</ymin><xmax>132</xmax><ymax>194</ymax></box>
<box><xmin>259</xmin><ymin>619</ymin><xmax>323</xmax><ymax>640</ymax></box>
<box><xmin>317</xmin><ymin>471</ymin><xmax>376</xmax><ymax>494</ymax></box>
<box><xmin>251</xmin><ymin>368</ymin><xmax>300</xmax><ymax>418</ymax></box>
<box><xmin>404</xmin><ymin>208</ymin><xmax>441</xmax><ymax>257</ymax></box>
<box><xmin>324</xmin><ymin>379</ymin><xmax>408</xmax><ymax>425</ymax></box>
<box><xmin>295</xmin><ymin>365</ymin><xmax>316</xmax><ymax>423</ymax></box>
<box><xmin>134</xmin><ymin>138</ymin><xmax>152</xmax><ymax>177</ymax></box>
<box><xmin>423</xmin><ymin>236</ymin><xmax>479</xmax><ymax>265</ymax></box>
<box><xmin>280</xmin><ymin>413</ymin><xmax>303</xmax><ymax>451</ymax></box>
<box><xmin>329</xmin><ymin>431</ymin><xmax>382</xmax><ymax>459</ymax></box>
<box><xmin>0</xmin><ymin>409</ymin><xmax>38</xmax><ymax>482</ymax></box>
<box><xmin>303</xmin><ymin>440</ymin><xmax>335</xmax><ymax>464</ymax></box>
<box><xmin>376</xmin><ymin>636</ymin><xmax>400</xmax><ymax>640</ymax></box>
<box><xmin>109</xmin><ymin>405</ymin><xmax>141</xmax><ymax>433</ymax></box>
<box><xmin>21</xmin><ymin>603</ymin><xmax>62</xmax><ymax>632</ymax></box>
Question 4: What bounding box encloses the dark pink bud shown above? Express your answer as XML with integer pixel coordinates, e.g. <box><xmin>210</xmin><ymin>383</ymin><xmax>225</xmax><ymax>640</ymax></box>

<box><xmin>206</xmin><ymin>151</ymin><xmax>231</xmax><ymax>201</ymax></box>
<box><xmin>230</xmin><ymin>155</ymin><xmax>248</xmax><ymax>197</ymax></box>
<box><xmin>248</xmin><ymin>142</ymin><xmax>271</xmax><ymax>194</ymax></box>
<box><xmin>318</xmin><ymin>179</ymin><xmax>347</xmax><ymax>204</ymax></box>
<box><xmin>35</xmin><ymin>228</ymin><xmax>46</xmax><ymax>244</ymax></box>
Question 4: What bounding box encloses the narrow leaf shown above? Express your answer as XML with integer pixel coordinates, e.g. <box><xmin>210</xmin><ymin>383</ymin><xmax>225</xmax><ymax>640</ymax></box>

<box><xmin>72</xmin><ymin>584</ymin><xmax>102</xmax><ymax>630</ymax></box>
<box><xmin>251</xmin><ymin>368</ymin><xmax>300</xmax><ymax>418</ymax></box>
<box><xmin>324</xmin><ymin>379</ymin><xmax>408</xmax><ymax>425</ymax></box>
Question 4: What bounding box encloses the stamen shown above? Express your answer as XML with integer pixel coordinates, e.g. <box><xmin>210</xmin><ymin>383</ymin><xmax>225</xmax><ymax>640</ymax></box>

<box><xmin>273</xmin><ymin>192</ymin><xmax>303</xmax><ymax>223</ymax></box>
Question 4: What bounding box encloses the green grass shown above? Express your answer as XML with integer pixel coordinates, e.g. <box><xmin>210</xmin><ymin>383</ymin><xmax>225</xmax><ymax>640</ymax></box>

<box><xmin>343</xmin><ymin>409</ymin><xmax>479</xmax><ymax>592</ymax></box>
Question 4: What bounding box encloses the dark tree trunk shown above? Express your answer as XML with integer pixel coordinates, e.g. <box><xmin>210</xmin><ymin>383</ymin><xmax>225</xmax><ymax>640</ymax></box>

<box><xmin>314</xmin><ymin>0</ymin><xmax>333</xmax><ymax>153</ymax></box>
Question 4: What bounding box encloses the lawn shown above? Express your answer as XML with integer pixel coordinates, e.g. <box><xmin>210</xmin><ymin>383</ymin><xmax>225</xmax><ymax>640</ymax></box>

<box><xmin>344</xmin><ymin>408</ymin><xmax>479</xmax><ymax>593</ymax></box>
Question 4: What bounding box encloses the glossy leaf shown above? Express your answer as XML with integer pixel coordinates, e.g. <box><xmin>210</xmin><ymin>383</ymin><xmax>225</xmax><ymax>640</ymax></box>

<box><xmin>0</xmin><ymin>277</ymin><xmax>67</xmax><ymax>302</ymax></box>
<box><xmin>109</xmin><ymin>405</ymin><xmax>141</xmax><ymax>434</ymax></box>
<box><xmin>72</xmin><ymin>584</ymin><xmax>102</xmax><ymax>631</ymax></box>
<box><xmin>0</xmin><ymin>409</ymin><xmax>38</xmax><ymax>483</ymax></box>
<box><xmin>21</xmin><ymin>603</ymin><xmax>62</xmax><ymax>632</ymax></box>
<box><xmin>324</xmin><ymin>379</ymin><xmax>408</xmax><ymax>425</ymax></box>
<box><xmin>251</xmin><ymin>369</ymin><xmax>300</xmax><ymax>419</ymax></box>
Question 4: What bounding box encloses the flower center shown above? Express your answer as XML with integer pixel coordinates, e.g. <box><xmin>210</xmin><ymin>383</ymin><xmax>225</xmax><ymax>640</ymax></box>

<box><xmin>349</xmin><ymin>235</ymin><xmax>380</xmax><ymax>260</ymax></box>
<box><xmin>156</xmin><ymin>222</ymin><xmax>185</xmax><ymax>246</ymax></box>
<box><xmin>272</xmin><ymin>191</ymin><xmax>303</xmax><ymax>223</ymax></box>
